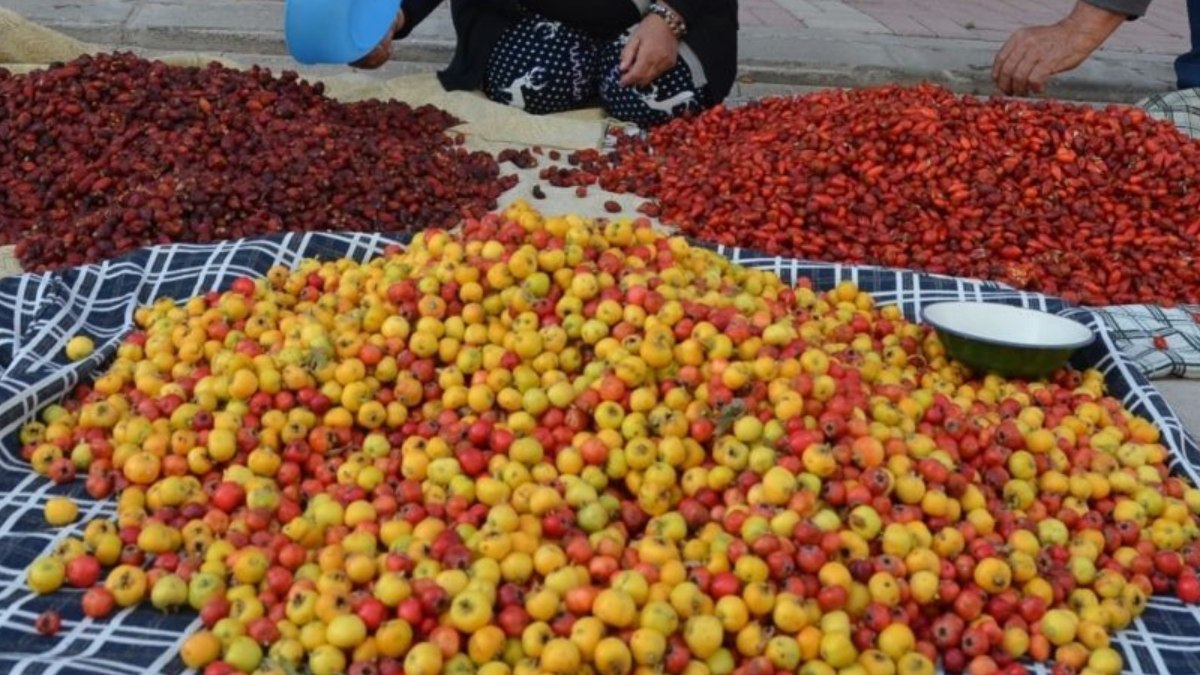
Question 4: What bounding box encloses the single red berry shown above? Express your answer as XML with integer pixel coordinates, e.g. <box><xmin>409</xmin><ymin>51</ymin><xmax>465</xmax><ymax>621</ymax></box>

<box><xmin>1178</xmin><ymin>574</ymin><xmax>1200</xmax><ymax>604</ymax></box>
<box><xmin>35</xmin><ymin>610</ymin><xmax>62</xmax><ymax>636</ymax></box>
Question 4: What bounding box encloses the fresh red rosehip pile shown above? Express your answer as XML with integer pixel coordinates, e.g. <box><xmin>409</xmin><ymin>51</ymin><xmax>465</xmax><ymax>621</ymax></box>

<box><xmin>17</xmin><ymin>204</ymin><xmax>1200</xmax><ymax>675</ymax></box>
<box><xmin>545</xmin><ymin>84</ymin><xmax>1200</xmax><ymax>306</ymax></box>
<box><xmin>0</xmin><ymin>53</ymin><xmax>517</xmax><ymax>271</ymax></box>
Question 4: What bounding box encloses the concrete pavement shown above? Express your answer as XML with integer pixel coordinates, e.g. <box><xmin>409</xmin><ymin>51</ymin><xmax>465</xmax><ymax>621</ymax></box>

<box><xmin>844</xmin><ymin>0</ymin><xmax>1189</xmax><ymax>55</ymax></box>
<box><xmin>0</xmin><ymin>0</ymin><xmax>1186</xmax><ymax>102</ymax></box>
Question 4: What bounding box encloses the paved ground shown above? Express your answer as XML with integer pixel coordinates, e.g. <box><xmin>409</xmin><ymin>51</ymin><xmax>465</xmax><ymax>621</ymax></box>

<box><xmin>1155</xmin><ymin>381</ymin><xmax>1200</xmax><ymax>443</ymax></box>
<box><xmin>0</xmin><ymin>0</ymin><xmax>1187</xmax><ymax>102</ymax></box>
<box><xmin>839</xmin><ymin>0</ymin><xmax>1189</xmax><ymax>54</ymax></box>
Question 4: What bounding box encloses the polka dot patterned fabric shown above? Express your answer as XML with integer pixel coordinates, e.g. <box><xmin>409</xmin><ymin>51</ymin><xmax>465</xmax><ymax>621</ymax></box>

<box><xmin>483</xmin><ymin>16</ymin><xmax>711</xmax><ymax>126</ymax></box>
<box><xmin>597</xmin><ymin>31</ymin><xmax>708</xmax><ymax>127</ymax></box>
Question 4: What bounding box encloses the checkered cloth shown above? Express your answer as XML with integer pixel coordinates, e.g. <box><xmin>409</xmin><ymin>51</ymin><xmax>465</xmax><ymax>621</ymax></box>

<box><xmin>1079</xmin><ymin>91</ymin><xmax>1200</xmax><ymax>379</ymax></box>
<box><xmin>1142</xmin><ymin>89</ymin><xmax>1200</xmax><ymax>140</ymax></box>
<box><xmin>1</xmin><ymin>233</ymin><xmax>1199</xmax><ymax>674</ymax></box>
<box><xmin>1090</xmin><ymin>305</ymin><xmax>1200</xmax><ymax>379</ymax></box>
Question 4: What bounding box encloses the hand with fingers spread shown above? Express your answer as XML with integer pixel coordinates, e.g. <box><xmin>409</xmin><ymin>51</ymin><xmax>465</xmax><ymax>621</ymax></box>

<box><xmin>618</xmin><ymin>13</ymin><xmax>681</xmax><ymax>88</ymax></box>
<box><xmin>992</xmin><ymin>1</ymin><xmax>1126</xmax><ymax>96</ymax></box>
<box><xmin>352</xmin><ymin>8</ymin><xmax>406</xmax><ymax>70</ymax></box>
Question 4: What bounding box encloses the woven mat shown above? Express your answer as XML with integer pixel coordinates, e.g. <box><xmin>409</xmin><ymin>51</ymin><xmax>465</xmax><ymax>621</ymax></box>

<box><xmin>0</xmin><ymin>7</ymin><xmax>85</xmax><ymax>65</ymax></box>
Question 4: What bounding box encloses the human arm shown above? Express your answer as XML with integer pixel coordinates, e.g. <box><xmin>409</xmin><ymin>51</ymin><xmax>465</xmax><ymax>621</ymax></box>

<box><xmin>352</xmin><ymin>0</ymin><xmax>446</xmax><ymax>70</ymax></box>
<box><xmin>618</xmin><ymin>3</ymin><xmax>681</xmax><ymax>88</ymax></box>
<box><xmin>992</xmin><ymin>0</ymin><xmax>1145</xmax><ymax>96</ymax></box>
<box><xmin>618</xmin><ymin>0</ymin><xmax>736</xmax><ymax>87</ymax></box>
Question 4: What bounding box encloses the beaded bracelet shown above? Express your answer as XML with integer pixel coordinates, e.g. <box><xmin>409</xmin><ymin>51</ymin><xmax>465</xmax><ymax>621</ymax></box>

<box><xmin>648</xmin><ymin>2</ymin><xmax>687</xmax><ymax>38</ymax></box>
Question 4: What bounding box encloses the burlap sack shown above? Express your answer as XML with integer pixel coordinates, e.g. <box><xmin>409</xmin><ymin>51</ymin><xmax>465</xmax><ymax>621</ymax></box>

<box><xmin>324</xmin><ymin>72</ymin><xmax>609</xmax><ymax>152</ymax></box>
<box><xmin>155</xmin><ymin>53</ymin><xmax>245</xmax><ymax>70</ymax></box>
<box><xmin>0</xmin><ymin>7</ymin><xmax>87</xmax><ymax>65</ymax></box>
<box><xmin>0</xmin><ymin>247</ymin><xmax>20</xmax><ymax>277</ymax></box>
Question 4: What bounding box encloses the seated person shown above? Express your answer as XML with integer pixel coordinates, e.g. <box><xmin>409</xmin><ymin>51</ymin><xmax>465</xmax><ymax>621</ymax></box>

<box><xmin>353</xmin><ymin>0</ymin><xmax>739</xmax><ymax>126</ymax></box>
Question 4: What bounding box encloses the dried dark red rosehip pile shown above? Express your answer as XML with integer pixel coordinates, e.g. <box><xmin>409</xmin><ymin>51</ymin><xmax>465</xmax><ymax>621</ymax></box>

<box><xmin>545</xmin><ymin>84</ymin><xmax>1200</xmax><ymax>306</ymax></box>
<box><xmin>0</xmin><ymin>53</ymin><xmax>517</xmax><ymax>271</ymax></box>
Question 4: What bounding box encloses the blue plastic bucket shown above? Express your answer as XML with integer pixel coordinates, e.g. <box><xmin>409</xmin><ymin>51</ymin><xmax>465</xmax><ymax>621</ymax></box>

<box><xmin>285</xmin><ymin>0</ymin><xmax>403</xmax><ymax>65</ymax></box>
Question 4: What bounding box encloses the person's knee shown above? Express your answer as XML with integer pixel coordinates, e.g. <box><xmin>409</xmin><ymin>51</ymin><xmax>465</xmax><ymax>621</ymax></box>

<box><xmin>600</xmin><ymin>77</ymin><xmax>703</xmax><ymax>126</ymax></box>
<box><xmin>483</xmin><ymin>18</ymin><xmax>598</xmax><ymax>114</ymax></box>
<box><xmin>483</xmin><ymin>65</ymin><xmax>564</xmax><ymax>114</ymax></box>
<box><xmin>599</xmin><ymin>83</ymin><xmax>646</xmax><ymax>124</ymax></box>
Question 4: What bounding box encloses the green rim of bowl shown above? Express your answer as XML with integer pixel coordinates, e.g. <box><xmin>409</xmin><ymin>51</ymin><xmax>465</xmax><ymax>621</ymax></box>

<box><xmin>921</xmin><ymin>302</ymin><xmax>1095</xmax><ymax>350</ymax></box>
<box><xmin>920</xmin><ymin>302</ymin><xmax>1095</xmax><ymax>379</ymax></box>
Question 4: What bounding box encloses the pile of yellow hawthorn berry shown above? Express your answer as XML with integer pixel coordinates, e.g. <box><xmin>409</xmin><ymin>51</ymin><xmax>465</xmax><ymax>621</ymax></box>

<box><xmin>19</xmin><ymin>203</ymin><xmax>1200</xmax><ymax>675</ymax></box>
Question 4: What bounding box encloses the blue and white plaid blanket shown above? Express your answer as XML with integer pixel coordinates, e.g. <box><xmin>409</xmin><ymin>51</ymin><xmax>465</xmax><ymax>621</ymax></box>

<box><xmin>0</xmin><ymin>232</ymin><xmax>1198</xmax><ymax>674</ymax></box>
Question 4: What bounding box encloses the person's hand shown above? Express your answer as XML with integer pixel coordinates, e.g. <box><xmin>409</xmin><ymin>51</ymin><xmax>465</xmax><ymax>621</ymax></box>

<box><xmin>992</xmin><ymin>1</ymin><xmax>1124</xmax><ymax>96</ymax></box>
<box><xmin>351</xmin><ymin>9</ymin><xmax>405</xmax><ymax>70</ymax></box>
<box><xmin>619</xmin><ymin>14</ymin><xmax>680</xmax><ymax>88</ymax></box>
